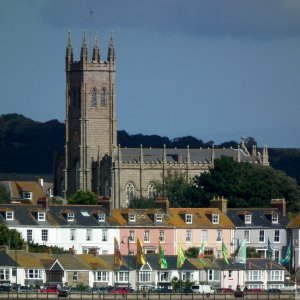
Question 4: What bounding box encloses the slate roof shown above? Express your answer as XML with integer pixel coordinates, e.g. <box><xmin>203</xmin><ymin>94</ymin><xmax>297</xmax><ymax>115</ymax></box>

<box><xmin>112</xmin><ymin>208</ymin><xmax>169</xmax><ymax>227</ymax></box>
<box><xmin>51</xmin><ymin>254</ymin><xmax>90</xmax><ymax>270</ymax></box>
<box><xmin>3</xmin><ymin>181</ymin><xmax>47</xmax><ymax>204</ymax></box>
<box><xmin>226</xmin><ymin>208</ymin><xmax>288</xmax><ymax>228</ymax></box>
<box><xmin>0</xmin><ymin>204</ymin><xmax>117</xmax><ymax>227</ymax></box>
<box><xmin>169</xmin><ymin>208</ymin><xmax>234</xmax><ymax>229</ymax></box>
<box><xmin>118</xmin><ymin>147</ymin><xmax>261</xmax><ymax>164</ymax></box>
<box><xmin>216</xmin><ymin>258</ymin><xmax>286</xmax><ymax>271</ymax></box>
<box><xmin>7</xmin><ymin>251</ymin><xmax>54</xmax><ymax>268</ymax></box>
<box><xmin>0</xmin><ymin>250</ymin><xmax>18</xmax><ymax>267</ymax></box>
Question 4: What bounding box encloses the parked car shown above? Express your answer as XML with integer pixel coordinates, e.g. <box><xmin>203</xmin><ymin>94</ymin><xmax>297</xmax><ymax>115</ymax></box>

<box><xmin>153</xmin><ymin>287</ymin><xmax>172</xmax><ymax>293</ymax></box>
<box><xmin>18</xmin><ymin>286</ymin><xmax>34</xmax><ymax>293</ymax></box>
<box><xmin>58</xmin><ymin>289</ymin><xmax>68</xmax><ymax>297</ymax></box>
<box><xmin>216</xmin><ymin>288</ymin><xmax>235</xmax><ymax>294</ymax></box>
<box><xmin>0</xmin><ymin>285</ymin><xmax>12</xmax><ymax>292</ymax></box>
<box><xmin>110</xmin><ymin>287</ymin><xmax>134</xmax><ymax>294</ymax></box>
<box><xmin>234</xmin><ymin>289</ymin><xmax>244</xmax><ymax>298</ymax></box>
<box><xmin>40</xmin><ymin>286</ymin><xmax>58</xmax><ymax>293</ymax></box>
<box><xmin>266</xmin><ymin>288</ymin><xmax>281</xmax><ymax>294</ymax></box>
<box><xmin>244</xmin><ymin>288</ymin><xmax>264</xmax><ymax>294</ymax></box>
<box><xmin>191</xmin><ymin>284</ymin><xmax>215</xmax><ymax>294</ymax></box>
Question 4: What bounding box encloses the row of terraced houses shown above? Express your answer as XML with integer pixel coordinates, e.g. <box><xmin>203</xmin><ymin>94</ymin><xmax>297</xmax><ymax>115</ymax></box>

<box><xmin>0</xmin><ymin>196</ymin><xmax>299</xmax><ymax>290</ymax></box>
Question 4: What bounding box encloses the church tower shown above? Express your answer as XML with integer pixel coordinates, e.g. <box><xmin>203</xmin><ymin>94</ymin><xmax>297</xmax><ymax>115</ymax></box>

<box><xmin>64</xmin><ymin>32</ymin><xmax>117</xmax><ymax>197</ymax></box>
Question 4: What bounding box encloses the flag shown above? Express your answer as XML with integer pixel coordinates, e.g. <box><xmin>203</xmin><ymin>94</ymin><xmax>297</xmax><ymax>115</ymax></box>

<box><xmin>137</xmin><ymin>238</ymin><xmax>147</xmax><ymax>265</ymax></box>
<box><xmin>280</xmin><ymin>241</ymin><xmax>291</xmax><ymax>264</ymax></box>
<box><xmin>222</xmin><ymin>241</ymin><xmax>229</xmax><ymax>265</ymax></box>
<box><xmin>177</xmin><ymin>245</ymin><xmax>186</xmax><ymax>269</ymax></box>
<box><xmin>267</xmin><ymin>238</ymin><xmax>274</xmax><ymax>260</ymax></box>
<box><xmin>114</xmin><ymin>237</ymin><xmax>122</xmax><ymax>268</ymax></box>
<box><xmin>198</xmin><ymin>242</ymin><xmax>206</xmax><ymax>265</ymax></box>
<box><xmin>235</xmin><ymin>239</ymin><xmax>247</xmax><ymax>264</ymax></box>
<box><xmin>158</xmin><ymin>241</ymin><xmax>168</xmax><ymax>269</ymax></box>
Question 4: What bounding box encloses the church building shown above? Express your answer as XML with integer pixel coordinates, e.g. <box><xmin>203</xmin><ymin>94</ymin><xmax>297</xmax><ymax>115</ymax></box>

<box><xmin>54</xmin><ymin>32</ymin><xmax>269</xmax><ymax>208</ymax></box>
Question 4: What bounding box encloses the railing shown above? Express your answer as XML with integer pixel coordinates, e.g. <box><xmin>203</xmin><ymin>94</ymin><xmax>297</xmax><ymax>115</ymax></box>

<box><xmin>0</xmin><ymin>290</ymin><xmax>296</xmax><ymax>299</ymax></box>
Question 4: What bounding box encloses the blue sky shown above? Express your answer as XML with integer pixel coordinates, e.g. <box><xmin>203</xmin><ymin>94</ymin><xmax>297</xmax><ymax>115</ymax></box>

<box><xmin>0</xmin><ymin>0</ymin><xmax>300</xmax><ymax>148</ymax></box>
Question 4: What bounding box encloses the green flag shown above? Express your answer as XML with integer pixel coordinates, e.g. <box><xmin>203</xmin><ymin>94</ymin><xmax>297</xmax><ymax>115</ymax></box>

<box><xmin>234</xmin><ymin>239</ymin><xmax>247</xmax><ymax>264</ymax></box>
<box><xmin>280</xmin><ymin>241</ymin><xmax>291</xmax><ymax>264</ymax></box>
<box><xmin>222</xmin><ymin>241</ymin><xmax>229</xmax><ymax>265</ymax></box>
<box><xmin>198</xmin><ymin>242</ymin><xmax>206</xmax><ymax>265</ymax></box>
<box><xmin>159</xmin><ymin>241</ymin><xmax>168</xmax><ymax>269</ymax></box>
<box><xmin>177</xmin><ymin>245</ymin><xmax>186</xmax><ymax>269</ymax></box>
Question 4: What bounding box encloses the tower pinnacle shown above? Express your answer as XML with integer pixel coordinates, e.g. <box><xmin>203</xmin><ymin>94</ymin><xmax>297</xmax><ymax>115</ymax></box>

<box><xmin>92</xmin><ymin>32</ymin><xmax>100</xmax><ymax>63</ymax></box>
<box><xmin>65</xmin><ymin>31</ymin><xmax>73</xmax><ymax>67</ymax></box>
<box><xmin>107</xmin><ymin>32</ymin><xmax>116</xmax><ymax>64</ymax></box>
<box><xmin>80</xmin><ymin>31</ymin><xmax>89</xmax><ymax>64</ymax></box>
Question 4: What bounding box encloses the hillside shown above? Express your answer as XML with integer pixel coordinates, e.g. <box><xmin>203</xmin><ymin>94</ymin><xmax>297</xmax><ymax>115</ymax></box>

<box><xmin>0</xmin><ymin>114</ymin><xmax>299</xmax><ymax>185</ymax></box>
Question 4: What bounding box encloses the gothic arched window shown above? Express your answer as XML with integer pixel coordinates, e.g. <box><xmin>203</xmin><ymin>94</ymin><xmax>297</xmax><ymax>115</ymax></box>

<box><xmin>147</xmin><ymin>184</ymin><xmax>156</xmax><ymax>198</ymax></box>
<box><xmin>125</xmin><ymin>181</ymin><xmax>135</xmax><ymax>205</ymax></box>
<box><xmin>100</xmin><ymin>88</ymin><xmax>107</xmax><ymax>107</ymax></box>
<box><xmin>91</xmin><ymin>88</ymin><xmax>97</xmax><ymax>107</ymax></box>
<box><xmin>104</xmin><ymin>178</ymin><xmax>110</xmax><ymax>196</ymax></box>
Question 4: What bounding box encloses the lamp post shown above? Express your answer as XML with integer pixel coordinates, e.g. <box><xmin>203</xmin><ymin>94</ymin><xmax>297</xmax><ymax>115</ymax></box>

<box><xmin>230</xmin><ymin>238</ymin><xmax>240</xmax><ymax>288</ymax></box>
<box><xmin>121</xmin><ymin>236</ymin><xmax>130</xmax><ymax>290</ymax></box>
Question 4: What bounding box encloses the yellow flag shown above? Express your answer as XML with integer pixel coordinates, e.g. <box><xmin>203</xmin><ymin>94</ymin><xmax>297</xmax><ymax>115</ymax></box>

<box><xmin>137</xmin><ymin>238</ymin><xmax>147</xmax><ymax>265</ymax></box>
<box><xmin>114</xmin><ymin>237</ymin><xmax>122</xmax><ymax>269</ymax></box>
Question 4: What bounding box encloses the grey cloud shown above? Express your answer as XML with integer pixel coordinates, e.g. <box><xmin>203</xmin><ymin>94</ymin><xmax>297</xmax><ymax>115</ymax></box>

<box><xmin>40</xmin><ymin>0</ymin><xmax>300</xmax><ymax>38</ymax></box>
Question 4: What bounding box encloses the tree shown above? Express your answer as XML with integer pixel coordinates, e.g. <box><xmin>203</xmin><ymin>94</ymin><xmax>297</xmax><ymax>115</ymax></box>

<box><xmin>0</xmin><ymin>183</ymin><xmax>11</xmax><ymax>203</ymax></box>
<box><xmin>28</xmin><ymin>241</ymin><xmax>68</xmax><ymax>254</ymax></box>
<box><xmin>151</xmin><ymin>170</ymin><xmax>202</xmax><ymax>208</ymax></box>
<box><xmin>194</xmin><ymin>157</ymin><xmax>300</xmax><ymax>211</ymax></box>
<box><xmin>128</xmin><ymin>196</ymin><xmax>155</xmax><ymax>209</ymax></box>
<box><xmin>247</xmin><ymin>247</ymin><xmax>261</xmax><ymax>258</ymax></box>
<box><xmin>68</xmin><ymin>190</ymin><xmax>98</xmax><ymax>205</ymax></box>
<box><xmin>185</xmin><ymin>247</ymin><xmax>199</xmax><ymax>258</ymax></box>
<box><xmin>0</xmin><ymin>224</ymin><xmax>25</xmax><ymax>249</ymax></box>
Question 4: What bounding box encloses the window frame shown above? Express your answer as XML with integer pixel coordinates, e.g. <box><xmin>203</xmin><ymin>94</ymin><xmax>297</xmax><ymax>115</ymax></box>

<box><xmin>244</xmin><ymin>230</ymin><xmax>250</xmax><ymax>243</ymax></box>
<box><xmin>272</xmin><ymin>214</ymin><xmax>279</xmax><ymax>224</ymax></box>
<box><xmin>186</xmin><ymin>229</ymin><xmax>192</xmax><ymax>243</ymax></box>
<box><xmin>212</xmin><ymin>214</ymin><xmax>219</xmax><ymax>224</ymax></box>
<box><xmin>245</xmin><ymin>214</ymin><xmax>252</xmax><ymax>224</ymax></box>
<box><xmin>259</xmin><ymin>230</ymin><xmax>265</xmax><ymax>243</ymax></box>
<box><xmin>6</xmin><ymin>211</ymin><xmax>13</xmax><ymax>220</ymax></box>
<box><xmin>27</xmin><ymin>229</ymin><xmax>33</xmax><ymax>242</ymax></box>
<box><xmin>38</xmin><ymin>212</ymin><xmax>46</xmax><ymax>221</ymax></box>
<box><xmin>41</xmin><ymin>229</ymin><xmax>48</xmax><ymax>241</ymax></box>
<box><xmin>102</xmin><ymin>229</ymin><xmax>108</xmax><ymax>242</ymax></box>
<box><xmin>185</xmin><ymin>214</ymin><xmax>193</xmax><ymax>224</ymax></box>
<box><xmin>159</xmin><ymin>230</ymin><xmax>165</xmax><ymax>243</ymax></box>
<box><xmin>274</xmin><ymin>230</ymin><xmax>280</xmax><ymax>243</ymax></box>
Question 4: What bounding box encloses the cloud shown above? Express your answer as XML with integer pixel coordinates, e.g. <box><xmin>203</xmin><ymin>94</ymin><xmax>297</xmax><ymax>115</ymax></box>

<box><xmin>40</xmin><ymin>0</ymin><xmax>300</xmax><ymax>38</ymax></box>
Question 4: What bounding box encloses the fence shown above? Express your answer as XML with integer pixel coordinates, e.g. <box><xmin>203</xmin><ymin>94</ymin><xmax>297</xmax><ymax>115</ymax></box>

<box><xmin>0</xmin><ymin>290</ymin><xmax>297</xmax><ymax>299</ymax></box>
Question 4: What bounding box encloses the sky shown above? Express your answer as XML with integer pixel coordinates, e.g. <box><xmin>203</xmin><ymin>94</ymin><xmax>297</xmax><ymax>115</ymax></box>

<box><xmin>0</xmin><ymin>0</ymin><xmax>300</xmax><ymax>148</ymax></box>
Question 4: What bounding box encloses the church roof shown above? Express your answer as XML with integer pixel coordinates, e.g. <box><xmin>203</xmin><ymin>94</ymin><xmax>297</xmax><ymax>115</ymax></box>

<box><xmin>118</xmin><ymin>147</ymin><xmax>261</xmax><ymax>164</ymax></box>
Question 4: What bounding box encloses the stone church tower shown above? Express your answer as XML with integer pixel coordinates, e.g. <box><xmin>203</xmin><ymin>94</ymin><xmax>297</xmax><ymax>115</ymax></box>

<box><xmin>64</xmin><ymin>32</ymin><xmax>117</xmax><ymax>197</ymax></box>
<box><xmin>54</xmin><ymin>31</ymin><xmax>269</xmax><ymax>207</ymax></box>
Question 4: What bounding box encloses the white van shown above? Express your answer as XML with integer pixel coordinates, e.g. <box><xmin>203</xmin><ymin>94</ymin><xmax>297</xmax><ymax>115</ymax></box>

<box><xmin>191</xmin><ymin>285</ymin><xmax>215</xmax><ymax>294</ymax></box>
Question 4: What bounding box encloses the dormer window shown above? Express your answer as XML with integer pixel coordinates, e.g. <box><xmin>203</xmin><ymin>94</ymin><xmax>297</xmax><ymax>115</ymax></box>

<box><xmin>6</xmin><ymin>211</ymin><xmax>14</xmax><ymax>220</ymax></box>
<box><xmin>272</xmin><ymin>214</ymin><xmax>279</xmax><ymax>224</ymax></box>
<box><xmin>245</xmin><ymin>214</ymin><xmax>252</xmax><ymax>224</ymax></box>
<box><xmin>185</xmin><ymin>214</ymin><xmax>193</xmax><ymax>224</ymax></box>
<box><xmin>23</xmin><ymin>192</ymin><xmax>32</xmax><ymax>200</ymax></box>
<box><xmin>212</xmin><ymin>214</ymin><xmax>219</xmax><ymax>224</ymax></box>
<box><xmin>38</xmin><ymin>212</ymin><xmax>45</xmax><ymax>221</ymax></box>
<box><xmin>129</xmin><ymin>213</ymin><xmax>136</xmax><ymax>222</ymax></box>
<box><xmin>67</xmin><ymin>213</ymin><xmax>75</xmax><ymax>222</ymax></box>
<box><xmin>155</xmin><ymin>214</ymin><xmax>163</xmax><ymax>223</ymax></box>
<box><xmin>98</xmin><ymin>214</ymin><xmax>106</xmax><ymax>222</ymax></box>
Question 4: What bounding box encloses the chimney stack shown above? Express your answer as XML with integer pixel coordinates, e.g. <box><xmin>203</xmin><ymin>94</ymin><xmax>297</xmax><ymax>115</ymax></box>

<box><xmin>155</xmin><ymin>197</ymin><xmax>169</xmax><ymax>214</ymax></box>
<box><xmin>98</xmin><ymin>196</ymin><xmax>112</xmax><ymax>215</ymax></box>
<box><xmin>210</xmin><ymin>196</ymin><xmax>228</xmax><ymax>213</ymax></box>
<box><xmin>270</xmin><ymin>199</ymin><xmax>286</xmax><ymax>216</ymax></box>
